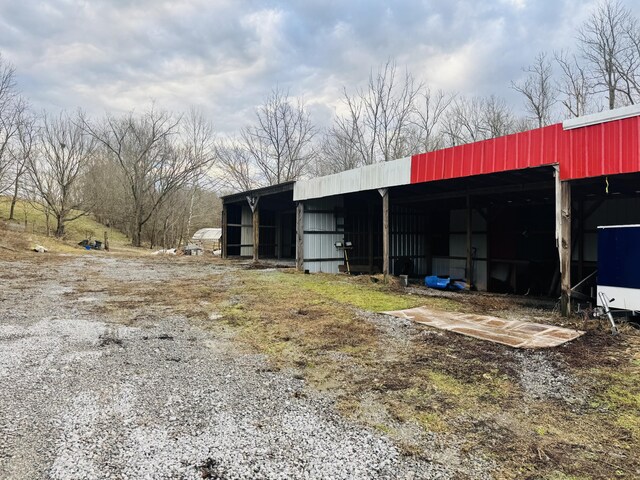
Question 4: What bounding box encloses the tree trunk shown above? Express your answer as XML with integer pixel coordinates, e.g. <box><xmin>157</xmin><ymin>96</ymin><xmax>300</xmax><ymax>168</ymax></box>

<box><xmin>9</xmin><ymin>179</ymin><xmax>20</xmax><ymax>221</ymax></box>
<box><xmin>55</xmin><ymin>215</ymin><xmax>65</xmax><ymax>237</ymax></box>
<box><xmin>135</xmin><ymin>222</ymin><xmax>143</xmax><ymax>248</ymax></box>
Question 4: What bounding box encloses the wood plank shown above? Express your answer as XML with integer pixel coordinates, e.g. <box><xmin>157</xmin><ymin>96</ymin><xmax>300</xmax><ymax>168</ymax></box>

<box><xmin>559</xmin><ymin>179</ymin><xmax>572</xmax><ymax>316</ymax></box>
<box><xmin>380</xmin><ymin>189</ymin><xmax>389</xmax><ymax>276</ymax></box>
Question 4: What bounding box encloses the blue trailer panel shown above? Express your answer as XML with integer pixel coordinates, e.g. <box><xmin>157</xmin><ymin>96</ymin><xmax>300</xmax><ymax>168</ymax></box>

<box><xmin>597</xmin><ymin>224</ymin><xmax>640</xmax><ymax>311</ymax></box>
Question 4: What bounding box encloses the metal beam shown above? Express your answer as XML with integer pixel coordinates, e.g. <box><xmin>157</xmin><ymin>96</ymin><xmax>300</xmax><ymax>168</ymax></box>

<box><xmin>393</xmin><ymin>181</ymin><xmax>553</xmax><ymax>205</ymax></box>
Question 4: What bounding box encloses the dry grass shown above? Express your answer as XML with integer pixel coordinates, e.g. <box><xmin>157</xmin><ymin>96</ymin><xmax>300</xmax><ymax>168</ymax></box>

<box><xmin>59</xmin><ymin>259</ymin><xmax>640</xmax><ymax>479</ymax></box>
<box><xmin>208</xmin><ymin>270</ymin><xmax>640</xmax><ymax>479</ymax></box>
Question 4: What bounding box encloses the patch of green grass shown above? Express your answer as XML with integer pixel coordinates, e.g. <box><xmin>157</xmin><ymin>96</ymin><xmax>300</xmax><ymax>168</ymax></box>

<box><xmin>597</xmin><ymin>370</ymin><xmax>640</xmax><ymax>443</ymax></box>
<box><xmin>604</xmin><ymin>383</ymin><xmax>640</xmax><ymax>410</ymax></box>
<box><xmin>416</xmin><ymin>412</ymin><xmax>448</xmax><ymax>433</ymax></box>
<box><xmin>427</xmin><ymin>370</ymin><xmax>464</xmax><ymax>396</ymax></box>
<box><xmin>535</xmin><ymin>425</ymin><xmax>548</xmax><ymax>436</ymax></box>
<box><xmin>275</xmin><ymin>271</ymin><xmax>422</xmax><ymax>312</ymax></box>
<box><xmin>615</xmin><ymin>414</ymin><xmax>640</xmax><ymax>441</ymax></box>
<box><xmin>544</xmin><ymin>472</ymin><xmax>591</xmax><ymax>480</ymax></box>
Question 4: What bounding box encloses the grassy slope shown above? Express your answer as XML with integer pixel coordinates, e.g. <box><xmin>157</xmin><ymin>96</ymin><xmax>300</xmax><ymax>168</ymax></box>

<box><xmin>0</xmin><ymin>195</ymin><xmax>132</xmax><ymax>253</ymax></box>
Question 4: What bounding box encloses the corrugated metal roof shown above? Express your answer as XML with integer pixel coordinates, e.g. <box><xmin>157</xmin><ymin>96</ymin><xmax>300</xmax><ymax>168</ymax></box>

<box><xmin>191</xmin><ymin>228</ymin><xmax>222</xmax><ymax>241</ymax></box>
<box><xmin>560</xmin><ymin>115</ymin><xmax>640</xmax><ymax>180</ymax></box>
<box><xmin>563</xmin><ymin>104</ymin><xmax>640</xmax><ymax>130</ymax></box>
<box><xmin>411</xmin><ymin>107</ymin><xmax>640</xmax><ymax>183</ymax></box>
<box><xmin>247</xmin><ymin>105</ymin><xmax>640</xmax><ymax>205</ymax></box>
<box><xmin>410</xmin><ymin>124</ymin><xmax>562</xmax><ymax>184</ymax></box>
<box><xmin>293</xmin><ymin>157</ymin><xmax>411</xmax><ymax>201</ymax></box>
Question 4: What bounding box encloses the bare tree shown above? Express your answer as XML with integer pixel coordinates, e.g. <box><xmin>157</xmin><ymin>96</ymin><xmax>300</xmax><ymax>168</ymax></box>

<box><xmin>0</xmin><ymin>55</ymin><xmax>24</xmax><ymax>192</ymax></box>
<box><xmin>617</xmin><ymin>14</ymin><xmax>640</xmax><ymax>103</ymax></box>
<box><xmin>8</xmin><ymin>108</ymin><xmax>36</xmax><ymax>219</ymax></box>
<box><xmin>442</xmin><ymin>96</ymin><xmax>488</xmax><ymax>146</ymax></box>
<box><xmin>483</xmin><ymin>95</ymin><xmax>516</xmax><ymax>138</ymax></box>
<box><xmin>27</xmin><ymin>112</ymin><xmax>96</xmax><ymax>237</ymax></box>
<box><xmin>215</xmin><ymin>138</ymin><xmax>258</xmax><ymax>192</ymax></box>
<box><xmin>242</xmin><ymin>88</ymin><xmax>315</xmax><ymax>185</ymax></box>
<box><xmin>578</xmin><ymin>0</ymin><xmax>635</xmax><ymax>109</ymax></box>
<box><xmin>512</xmin><ymin>52</ymin><xmax>557</xmax><ymax>128</ymax></box>
<box><xmin>314</xmin><ymin>121</ymin><xmax>362</xmax><ymax>175</ymax></box>
<box><xmin>336</xmin><ymin>60</ymin><xmax>420</xmax><ymax>164</ymax></box>
<box><xmin>555</xmin><ymin>50</ymin><xmax>595</xmax><ymax>117</ymax></box>
<box><xmin>441</xmin><ymin>95</ymin><xmax>516</xmax><ymax>146</ymax></box>
<box><xmin>412</xmin><ymin>88</ymin><xmax>454</xmax><ymax>152</ymax></box>
<box><xmin>82</xmin><ymin>106</ymin><xmax>215</xmax><ymax>247</ymax></box>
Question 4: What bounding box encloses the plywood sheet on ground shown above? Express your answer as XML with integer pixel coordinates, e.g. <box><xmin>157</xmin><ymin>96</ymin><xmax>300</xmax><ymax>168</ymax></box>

<box><xmin>383</xmin><ymin>306</ymin><xmax>584</xmax><ymax>349</ymax></box>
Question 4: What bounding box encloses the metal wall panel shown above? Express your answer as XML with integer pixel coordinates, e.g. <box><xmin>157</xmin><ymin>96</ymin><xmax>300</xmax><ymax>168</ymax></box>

<box><xmin>240</xmin><ymin>206</ymin><xmax>253</xmax><ymax>256</ymax></box>
<box><xmin>389</xmin><ymin>206</ymin><xmax>427</xmax><ymax>275</ymax></box>
<box><xmin>303</xmin><ymin>197</ymin><xmax>344</xmax><ymax>273</ymax></box>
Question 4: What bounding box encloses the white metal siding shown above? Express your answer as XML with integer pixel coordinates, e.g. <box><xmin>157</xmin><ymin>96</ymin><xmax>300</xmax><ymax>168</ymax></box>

<box><xmin>240</xmin><ymin>206</ymin><xmax>253</xmax><ymax>257</ymax></box>
<box><xmin>293</xmin><ymin>157</ymin><xmax>412</xmax><ymax>201</ymax></box>
<box><xmin>303</xmin><ymin>197</ymin><xmax>344</xmax><ymax>273</ymax></box>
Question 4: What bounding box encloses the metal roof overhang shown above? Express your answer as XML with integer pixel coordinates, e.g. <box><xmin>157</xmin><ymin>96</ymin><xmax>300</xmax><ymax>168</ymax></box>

<box><xmin>233</xmin><ymin>105</ymin><xmax>640</xmax><ymax>205</ymax></box>
<box><xmin>293</xmin><ymin>157</ymin><xmax>412</xmax><ymax>201</ymax></box>
<box><xmin>221</xmin><ymin>181</ymin><xmax>295</xmax><ymax>205</ymax></box>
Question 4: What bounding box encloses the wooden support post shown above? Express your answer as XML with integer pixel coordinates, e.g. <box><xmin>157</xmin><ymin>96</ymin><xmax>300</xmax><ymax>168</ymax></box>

<box><xmin>555</xmin><ymin>167</ymin><xmax>572</xmax><ymax>316</ymax></box>
<box><xmin>466</xmin><ymin>194</ymin><xmax>473</xmax><ymax>289</ymax></box>
<box><xmin>221</xmin><ymin>204</ymin><xmax>228</xmax><ymax>259</ymax></box>
<box><xmin>368</xmin><ymin>202</ymin><xmax>374</xmax><ymax>274</ymax></box>
<box><xmin>296</xmin><ymin>202</ymin><xmax>304</xmax><ymax>271</ymax></box>
<box><xmin>247</xmin><ymin>196</ymin><xmax>260</xmax><ymax>262</ymax></box>
<box><xmin>379</xmin><ymin>188</ymin><xmax>390</xmax><ymax>277</ymax></box>
<box><xmin>252</xmin><ymin>208</ymin><xmax>259</xmax><ymax>262</ymax></box>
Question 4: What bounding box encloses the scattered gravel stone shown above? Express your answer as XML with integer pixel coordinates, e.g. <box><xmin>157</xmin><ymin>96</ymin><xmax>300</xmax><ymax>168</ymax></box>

<box><xmin>0</xmin><ymin>256</ymin><xmax>453</xmax><ymax>479</ymax></box>
<box><xmin>511</xmin><ymin>350</ymin><xmax>584</xmax><ymax>404</ymax></box>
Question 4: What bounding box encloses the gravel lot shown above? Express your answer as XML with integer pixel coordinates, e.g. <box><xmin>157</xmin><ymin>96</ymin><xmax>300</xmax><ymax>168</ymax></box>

<box><xmin>0</xmin><ymin>255</ymin><xmax>450</xmax><ymax>480</ymax></box>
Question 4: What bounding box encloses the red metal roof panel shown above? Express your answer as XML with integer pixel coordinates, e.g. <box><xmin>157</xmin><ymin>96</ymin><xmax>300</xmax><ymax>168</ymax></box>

<box><xmin>410</xmin><ymin>115</ymin><xmax>640</xmax><ymax>184</ymax></box>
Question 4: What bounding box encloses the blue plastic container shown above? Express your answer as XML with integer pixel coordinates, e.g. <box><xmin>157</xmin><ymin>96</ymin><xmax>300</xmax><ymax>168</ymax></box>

<box><xmin>425</xmin><ymin>275</ymin><xmax>451</xmax><ymax>289</ymax></box>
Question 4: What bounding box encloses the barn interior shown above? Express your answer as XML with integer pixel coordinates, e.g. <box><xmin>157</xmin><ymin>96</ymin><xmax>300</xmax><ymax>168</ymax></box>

<box><xmin>222</xmin><ymin>182</ymin><xmax>296</xmax><ymax>260</ymax></box>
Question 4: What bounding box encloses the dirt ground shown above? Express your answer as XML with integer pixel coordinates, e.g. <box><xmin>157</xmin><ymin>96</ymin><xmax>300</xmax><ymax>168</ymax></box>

<box><xmin>1</xmin><ymin>250</ymin><xmax>639</xmax><ymax>480</ymax></box>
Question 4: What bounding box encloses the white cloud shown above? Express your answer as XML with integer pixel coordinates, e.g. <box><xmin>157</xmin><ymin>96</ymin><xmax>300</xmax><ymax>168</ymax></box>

<box><xmin>1</xmin><ymin>0</ymin><xmax>639</xmax><ymax>132</ymax></box>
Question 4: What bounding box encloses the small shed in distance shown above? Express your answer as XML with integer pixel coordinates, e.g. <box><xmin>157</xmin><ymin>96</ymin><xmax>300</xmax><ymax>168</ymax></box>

<box><xmin>191</xmin><ymin>228</ymin><xmax>222</xmax><ymax>252</ymax></box>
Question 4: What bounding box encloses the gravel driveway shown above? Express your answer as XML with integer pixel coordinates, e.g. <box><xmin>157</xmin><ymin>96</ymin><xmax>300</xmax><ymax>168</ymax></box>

<box><xmin>0</xmin><ymin>255</ymin><xmax>450</xmax><ymax>480</ymax></box>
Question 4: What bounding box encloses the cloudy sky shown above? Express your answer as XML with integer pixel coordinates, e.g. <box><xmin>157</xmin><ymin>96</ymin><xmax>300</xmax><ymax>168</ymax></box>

<box><xmin>1</xmin><ymin>0</ymin><xmax>638</xmax><ymax>133</ymax></box>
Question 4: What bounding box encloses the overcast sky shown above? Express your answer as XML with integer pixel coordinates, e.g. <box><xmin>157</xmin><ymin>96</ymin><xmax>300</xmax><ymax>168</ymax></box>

<box><xmin>1</xmin><ymin>0</ymin><xmax>638</xmax><ymax>133</ymax></box>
